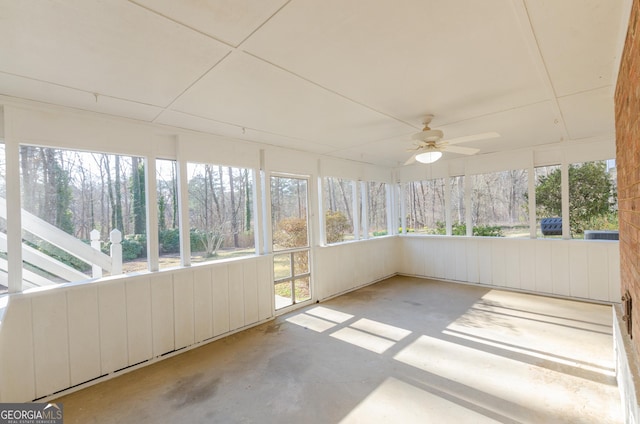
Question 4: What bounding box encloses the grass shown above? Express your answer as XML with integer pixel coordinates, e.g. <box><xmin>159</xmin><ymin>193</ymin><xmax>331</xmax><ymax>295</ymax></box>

<box><xmin>275</xmin><ymin>279</ymin><xmax>310</xmax><ymax>301</ymax></box>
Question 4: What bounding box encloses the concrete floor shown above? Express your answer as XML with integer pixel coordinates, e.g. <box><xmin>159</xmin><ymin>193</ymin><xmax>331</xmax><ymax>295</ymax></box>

<box><xmin>55</xmin><ymin>276</ymin><xmax>622</xmax><ymax>423</ymax></box>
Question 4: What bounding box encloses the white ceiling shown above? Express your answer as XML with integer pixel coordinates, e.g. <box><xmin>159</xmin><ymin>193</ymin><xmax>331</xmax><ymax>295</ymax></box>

<box><xmin>0</xmin><ymin>0</ymin><xmax>631</xmax><ymax>167</ymax></box>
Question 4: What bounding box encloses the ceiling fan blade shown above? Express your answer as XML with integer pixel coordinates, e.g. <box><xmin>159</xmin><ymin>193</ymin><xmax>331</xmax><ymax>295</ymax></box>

<box><xmin>404</xmin><ymin>153</ymin><xmax>417</xmax><ymax>165</ymax></box>
<box><xmin>442</xmin><ymin>131</ymin><xmax>500</xmax><ymax>146</ymax></box>
<box><xmin>443</xmin><ymin>145</ymin><xmax>480</xmax><ymax>155</ymax></box>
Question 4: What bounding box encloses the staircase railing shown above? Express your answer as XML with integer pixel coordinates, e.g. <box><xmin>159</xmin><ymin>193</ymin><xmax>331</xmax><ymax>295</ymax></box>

<box><xmin>0</xmin><ymin>197</ymin><xmax>122</xmax><ymax>287</ymax></box>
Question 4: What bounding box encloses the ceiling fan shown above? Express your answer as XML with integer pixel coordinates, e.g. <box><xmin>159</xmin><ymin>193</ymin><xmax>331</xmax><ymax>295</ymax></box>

<box><xmin>405</xmin><ymin>115</ymin><xmax>500</xmax><ymax>164</ymax></box>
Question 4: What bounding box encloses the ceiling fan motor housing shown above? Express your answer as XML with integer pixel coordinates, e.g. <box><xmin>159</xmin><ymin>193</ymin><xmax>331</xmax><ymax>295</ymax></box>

<box><xmin>412</xmin><ymin>129</ymin><xmax>444</xmax><ymax>143</ymax></box>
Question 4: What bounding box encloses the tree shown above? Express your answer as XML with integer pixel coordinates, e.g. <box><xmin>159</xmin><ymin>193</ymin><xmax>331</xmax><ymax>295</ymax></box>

<box><xmin>535</xmin><ymin>162</ymin><xmax>616</xmax><ymax>235</ymax></box>
<box><xmin>131</xmin><ymin>158</ymin><xmax>146</xmax><ymax>234</ymax></box>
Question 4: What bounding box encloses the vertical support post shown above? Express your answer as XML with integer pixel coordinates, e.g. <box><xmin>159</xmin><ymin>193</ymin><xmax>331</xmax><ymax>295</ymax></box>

<box><xmin>145</xmin><ymin>156</ymin><xmax>160</xmax><ymax>272</ymax></box>
<box><xmin>4</xmin><ymin>107</ymin><xmax>22</xmax><ymax>293</ymax></box>
<box><xmin>445</xmin><ymin>176</ymin><xmax>452</xmax><ymax>236</ymax></box>
<box><xmin>290</xmin><ymin>251</ymin><xmax>296</xmax><ymax>305</ymax></box>
<box><xmin>561</xmin><ymin>160</ymin><xmax>570</xmax><ymax>239</ymax></box>
<box><xmin>90</xmin><ymin>229</ymin><xmax>102</xmax><ymax>278</ymax></box>
<box><xmin>255</xmin><ymin>150</ymin><xmax>267</xmax><ymax>255</ymax></box>
<box><xmin>110</xmin><ymin>229</ymin><xmax>122</xmax><ymax>275</ymax></box>
<box><xmin>360</xmin><ymin>181</ymin><xmax>368</xmax><ymax>239</ymax></box>
<box><xmin>465</xmin><ymin>173</ymin><xmax>472</xmax><ymax>237</ymax></box>
<box><xmin>352</xmin><ymin>181</ymin><xmax>360</xmax><ymax>241</ymax></box>
<box><xmin>176</xmin><ymin>139</ymin><xmax>191</xmax><ymax>267</ymax></box>
<box><xmin>399</xmin><ymin>180</ymin><xmax>406</xmax><ymax>235</ymax></box>
<box><xmin>528</xmin><ymin>165</ymin><xmax>537</xmax><ymax>239</ymax></box>
<box><xmin>386</xmin><ymin>183</ymin><xmax>393</xmax><ymax>236</ymax></box>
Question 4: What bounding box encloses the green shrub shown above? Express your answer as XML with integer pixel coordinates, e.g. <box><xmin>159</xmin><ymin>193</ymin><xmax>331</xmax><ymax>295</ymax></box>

<box><xmin>449</xmin><ymin>222</ymin><xmax>504</xmax><ymax>237</ymax></box>
<box><xmin>325</xmin><ymin>211</ymin><xmax>350</xmax><ymax>243</ymax></box>
<box><xmin>189</xmin><ymin>228</ymin><xmax>207</xmax><ymax>252</ymax></box>
<box><xmin>473</xmin><ymin>225</ymin><xmax>504</xmax><ymax>237</ymax></box>
<box><xmin>121</xmin><ymin>236</ymin><xmax>145</xmax><ymax>260</ymax></box>
<box><xmin>372</xmin><ymin>230</ymin><xmax>388</xmax><ymax>237</ymax></box>
<box><xmin>452</xmin><ymin>222</ymin><xmax>467</xmax><ymax>235</ymax></box>
<box><xmin>159</xmin><ymin>228</ymin><xmax>180</xmax><ymax>253</ymax></box>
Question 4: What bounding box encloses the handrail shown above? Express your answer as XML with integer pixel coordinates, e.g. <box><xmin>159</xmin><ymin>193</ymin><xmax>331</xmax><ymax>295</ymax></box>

<box><xmin>0</xmin><ymin>232</ymin><xmax>86</xmax><ymax>282</ymax></box>
<box><xmin>0</xmin><ymin>197</ymin><xmax>116</xmax><ymax>273</ymax></box>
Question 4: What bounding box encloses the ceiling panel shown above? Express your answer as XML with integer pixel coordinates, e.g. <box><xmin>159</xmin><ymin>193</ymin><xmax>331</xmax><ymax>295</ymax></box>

<box><xmin>131</xmin><ymin>0</ymin><xmax>289</xmax><ymax>47</ymax></box>
<box><xmin>242</xmin><ymin>0</ymin><xmax>550</xmax><ymax>126</ymax></box>
<box><xmin>0</xmin><ymin>0</ymin><xmax>230</xmax><ymax>106</ymax></box>
<box><xmin>524</xmin><ymin>0</ymin><xmax>627</xmax><ymax>97</ymax></box>
<box><xmin>171</xmin><ymin>52</ymin><xmax>412</xmax><ymax>147</ymax></box>
<box><xmin>155</xmin><ymin>110</ymin><xmax>337</xmax><ymax>154</ymax></box>
<box><xmin>558</xmin><ymin>86</ymin><xmax>616</xmax><ymax>140</ymax></box>
<box><xmin>0</xmin><ymin>73</ymin><xmax>162</xmax><ymax>121</ymax></box>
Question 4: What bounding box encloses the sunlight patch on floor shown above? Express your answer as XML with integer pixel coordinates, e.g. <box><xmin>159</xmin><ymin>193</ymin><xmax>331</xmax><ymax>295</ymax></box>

<box><xmin>339</xmin><ymin>377</ymin><xmax>499</xmax><ymax>424</ymax></box>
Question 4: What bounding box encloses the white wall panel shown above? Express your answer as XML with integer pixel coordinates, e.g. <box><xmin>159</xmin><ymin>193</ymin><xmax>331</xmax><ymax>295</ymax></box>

<box><xmin>519</xmin><ymin>241</ymin><xmax>536</xmax><ymax>292</ymax></box>
<box><xmin>400</xmin><ymin>236</ymin><xmax>619</xmax><ymax>302</ymax></box>
<box><xmin>355</xmin><ymin>244</ymin><xmax>370</xmax><ymax>286</ymax></box>
<box><xmin>477</xmin><ymin>239</ymin><xmax>492</xmax><ymax>284</ymax></box>
<box><xmin>385</xmin><ymin>237</ymin><xmax>400</xmax><ymax>276</ymax></box>
<box><xmin>228</xmin><ymin>261</ymin><xmax>245</xmax><ymax>331</ymax></box>
<box><xmin>257</xmin><ymin>256</ymin><xmax>273</xmax><ymax>321</ymax></box>
<box><xmin>534</xmin><ymin>242</ymin><xmax>553</xmax><ymax>293</ymax></box>
<box><xmin>409</xmin><ymin>238</ymin><xmax>425</xmax><ymax>276</ymax></box>
<box><xmin>150</xmin><ymin>273</ymin><xmax>174</xmax><ymax>356</ymax></box>
<box><xmin>491</xmin><ymin>240</ymin><xmax>506</xmax><ymax>287</ymax></box>
<box><xmin>313</xmin><ymin>248</ymin><xmax>329</xmax><ymax>299</ymax></box>
<box><xmin>32</xmin><ymin>291</ymin><xmax>70</xmax><ymax>398</ymax></box>
<box><xmin>212</xmin><ymin>265</ymin><xmax>230</xmax><ymax>336</ymax></box>
<box><xmin>173</xmin><ymin>270</ymin><xmax>195</xmax><ymax>349</ymax></box>
<box><xmin>454</xmin><ymin>240</ymin><xmax>467</xmax><ymax>282</ymax></box>
<box><xmin>551</xmin><ymin>243</ymin><xmax>570</xmax><ymax>296</ymax></box>
<box><xmin>444</xmin><ymin>239</ymin><xmax>456</xmax><ymax>280</ymax></box>
<box><xmin>504</xmin><ymin>240</ymin><xmax>520</xmax><ymax>289</ymax></box>
<box><xmin>67</xmin><ymin>285</ymin><xmax>101</xmax><ymax>386</ymax></box>
<box><xmin>466</xmin><ymin>239</ymin><xmax>479</xmax><ymax>283</ymax></box>
<box><xmin>569</xmin><ymin>243</ymin><xmax>589</xmax><ymax>298</ymax></box>
<box><xmin>193</xmin><ymin>268</ymin><xmax>213</xmax><ymax>342</ymax></box>
<box><xmin>609</xmin><ymin>245</ymin><xmax>621</xmax><ymax>301</ymax></box>
<box><xmin>398</xmin><ymin>238</ymin><xmax>412</xmax><ymax>274</ymax></box>
<box><xmin>588</xmin><ymin>243</ymin><xmax>610</xmax><ymax>301</ymax></box>
<box><xmin>98</xmin><ymin>281</ymin><xmax>128</xmax><ymax>374</ymax></box>
<box><xmin>340</xmin><ymin>245</ymin><xmax>357</xmax><ymax>292</ymax></box>
<box><xmin>126</xmin><ymin>277</ymin><xmax>152</xmax><ymax>365</ymax></box>
<box><xmin>370</xmin><ymin>242</ymin><xmax>384</xmax><ymax>280</ymax></box>
<box><xmin>0</xmin><ymin>297</ymin><xmax>35</xmax><ymax>402</ymax></box>
<box><xmin>243</xmin><ymin>260</ymin><xmax>260</xmax><ymax>325</ymax></box>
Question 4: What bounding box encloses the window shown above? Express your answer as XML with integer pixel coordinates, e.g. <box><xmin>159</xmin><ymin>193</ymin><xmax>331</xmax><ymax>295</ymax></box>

<box><xmin>156</xmin><ymin>159</ymin><xmax>180</xmax><ymax>269</ymax></box>
<box><xmin>187</xmin><ymin>163</ymin><xmax>255</xmax><ymax>263</ymax></box>
<box><xmin>323</xmin><ymin>177</ymin><xmax>355</xmax><ymax>244</ymax></box>
<box><xmin>367</xmin><ymin>181</ymin><xmax>388</xmax><ymax>237</ymax></box>
<box><xmin>568</xmin><ymin>160</ymin><xmax>618</xmax><ymax>239</ymax></box>
<box><xmin>535</xmin><ymin>165</ymin><xmax>562</xmax><ymax>237</ymax></box>
<box><xmin>404</xmin><ymin>178</ymin><xmax>446</xmax><ymax>234</ymax></box>
<box><xmin>470</xmin><ymin>170</ymin><xmax>528</xmax><ymax>237</ymax></box>
<box><xmin>450</xmin><ymin>176</ymin><xmax>465</xmax><ymax>235</ymax></box>
<box><xmin>19</xmin><ymin>146</ymin><xmax>147</xmax><ymax>288</ymax></box>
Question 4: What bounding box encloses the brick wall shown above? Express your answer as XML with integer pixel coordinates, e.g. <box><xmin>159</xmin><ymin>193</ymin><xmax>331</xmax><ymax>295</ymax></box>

<box><xmin>616</xmin><ymin>0</ymin><xmax>640</xmax><ymax>345</ymax></box>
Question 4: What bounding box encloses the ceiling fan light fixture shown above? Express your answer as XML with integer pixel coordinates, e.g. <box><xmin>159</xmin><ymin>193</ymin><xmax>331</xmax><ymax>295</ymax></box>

<box><xmin>415</xmin><ymin>151</ymin><xmax>442</xmax><ymax>164</ymax></box>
